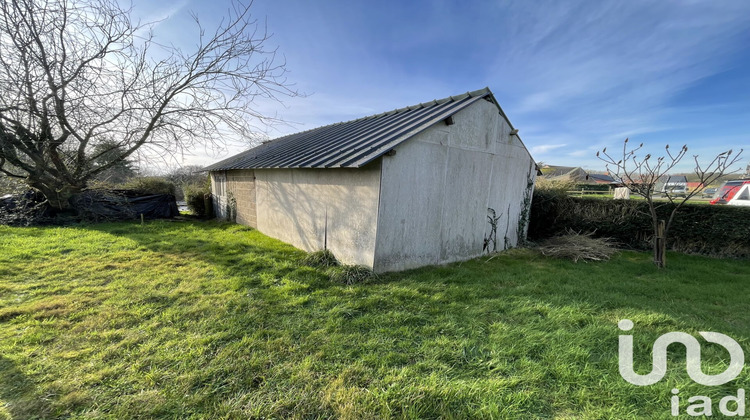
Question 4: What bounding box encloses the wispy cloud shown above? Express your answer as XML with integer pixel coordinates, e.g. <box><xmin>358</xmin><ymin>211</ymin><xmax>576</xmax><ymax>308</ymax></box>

<box><xmin>490</xmin><ymin>2</ymin><xmax>750</xmax><ymax>151</ymax></box>
<box><xmin>136</xmin><ymin>0</ymin><xmax>190</xmax><ymax>26</ymax></box>
<box><xmin>531</xmin><ymin>143</ymin><xmax>567</xmax><ymax>155</ymax></box>
<box><xmin>146</xmin><ymin>0</ymin><xmax>750</xmax><ymax>172</ymax></box>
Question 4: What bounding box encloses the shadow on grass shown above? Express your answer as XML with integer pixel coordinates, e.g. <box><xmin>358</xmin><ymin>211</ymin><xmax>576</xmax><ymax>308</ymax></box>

<box><xmin>0</xmin><ymin>356</ymin><xmax>50</xmax><ymax>418</ymax></box>
<box><xmin>80</xmin><ymin>220</ymin><xmax>333</xmax><ymax>288</ymax></box>
<box><xmin>81</xmin><ymin>219</ymin><xmax>750</xmax><ymax>336</ymax></box>
<box><xmin>43</xmin><ymin>220</ymin><xmax>750</xmax><ymax>417</ymax></box>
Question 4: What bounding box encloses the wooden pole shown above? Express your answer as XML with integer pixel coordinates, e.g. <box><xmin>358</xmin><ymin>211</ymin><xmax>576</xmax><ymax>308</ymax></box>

<box><xmin>655</xmin><ymin>220</ymin><xmax>666</xmax><ymax>267</ymax></box>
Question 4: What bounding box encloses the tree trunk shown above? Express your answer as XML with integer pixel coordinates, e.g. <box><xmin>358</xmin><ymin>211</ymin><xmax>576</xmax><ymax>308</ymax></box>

<box><xmin>27</xmin><ymin>180</ymin><xmax>85</xmax><ymax>210</ymax></box>
<box><xmin>654</xmin><ymin>219</ymin><xmax>666</xmax><ymax>268</ymax></box>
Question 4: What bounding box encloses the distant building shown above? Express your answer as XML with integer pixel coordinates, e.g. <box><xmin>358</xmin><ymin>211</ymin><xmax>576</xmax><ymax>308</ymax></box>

<box><xmin>539</xmin><ymin>165</ymin><xmax>616</xmax><ymax>185</ymax></box>
<box><xmin>587</xmin><ymin>173</ymin><xmax>617</xmax><ymax>184</ymax></box>
<box><xmin>539</xmin><ymin>165</ymin><xmax>588</xmax><ymax>182</ymax></box>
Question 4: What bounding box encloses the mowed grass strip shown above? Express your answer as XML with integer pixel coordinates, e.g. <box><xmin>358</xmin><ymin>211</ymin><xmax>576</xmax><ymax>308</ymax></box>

<box><xmin>0</xmin><ymin>220</ymin><xmax>749</xmax><ymax>419</ymax></box>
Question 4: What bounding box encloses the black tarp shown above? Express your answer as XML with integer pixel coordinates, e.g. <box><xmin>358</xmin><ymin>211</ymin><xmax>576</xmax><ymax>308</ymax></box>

<box><xmin>72</xmin><ymin>190</ymin><xmax>179</xmax><ymax>220</ymax></box>
<box><xmin>1</xmin><ymin>189</ymin><xmax>178</xmax><ymax>224</ymax></box>
<box><xmin>0</xmin><ymin>191</ymin><xmax>53</xmax><ymax>224</ymax></box>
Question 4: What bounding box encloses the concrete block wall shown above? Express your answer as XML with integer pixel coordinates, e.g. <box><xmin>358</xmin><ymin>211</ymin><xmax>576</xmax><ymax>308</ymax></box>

<box><xmin>226</xmin><ymin>170</ymin><xmax>257</xmax><ymax>227</ymax></box>
<box><xmin>210</xmin><ymin>170</ymin><xmax>257</xmax><ymax>227</ymax></box>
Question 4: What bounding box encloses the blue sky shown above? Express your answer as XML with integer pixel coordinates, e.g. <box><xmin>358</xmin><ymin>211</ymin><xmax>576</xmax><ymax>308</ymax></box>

<box><xmin>136</xmin><ymin>0</ymin><xmax>750</xmax><ymax>172</ymax></box>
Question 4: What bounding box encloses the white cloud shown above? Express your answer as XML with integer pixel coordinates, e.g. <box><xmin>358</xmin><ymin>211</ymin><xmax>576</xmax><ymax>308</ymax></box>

<box><xmin>531</xmin><ymin>143</ymin><xmax>567</xmax><ymax>155</ymax></box>
<box><xmin>132</xmin><ymin>0</ymin><xmax>750</xmax><ymax>173</ymax></box>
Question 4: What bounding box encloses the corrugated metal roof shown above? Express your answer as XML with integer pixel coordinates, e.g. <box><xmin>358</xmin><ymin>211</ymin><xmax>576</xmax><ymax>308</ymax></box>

<box><xmin>204</xmin><ymin>87</ymin><xmax>508</xmax><ymax>171</ymax></box>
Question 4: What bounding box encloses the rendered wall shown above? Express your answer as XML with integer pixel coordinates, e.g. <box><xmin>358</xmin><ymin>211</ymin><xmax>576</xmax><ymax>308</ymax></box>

<box><xmin>253</xmin><ymin>163</ymin><xmax>382</xmax><ymax>268</ymax></box>
<box><xmin>373</xmin><ymin>99</ymin><xmax>536</xmax><ymax>272</ymax></box>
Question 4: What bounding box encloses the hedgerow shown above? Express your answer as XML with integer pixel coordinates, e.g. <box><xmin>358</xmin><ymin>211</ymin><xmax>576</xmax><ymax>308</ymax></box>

<box><xmin>529</xmin><ymin>190</ymin><xmax>750</xmax><ymax>258</ymax></box>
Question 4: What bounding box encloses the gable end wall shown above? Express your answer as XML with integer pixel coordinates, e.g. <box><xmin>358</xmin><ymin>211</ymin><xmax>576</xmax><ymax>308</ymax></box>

<box><xmin>373</xmin><ymin>99</ymin><xmax>536</xmax><ymax>272</ymax></box>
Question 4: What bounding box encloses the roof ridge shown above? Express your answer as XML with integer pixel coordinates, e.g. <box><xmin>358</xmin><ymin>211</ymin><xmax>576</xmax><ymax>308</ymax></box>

<box><xmin>257</xmin><ymin>88</ymin><xmax>491</xmax><ymax>146</ymax></box>
<box><xmin>203</xmin><ymin>87</ymin><xmax>502</xmax><ymax>171</ymax></box>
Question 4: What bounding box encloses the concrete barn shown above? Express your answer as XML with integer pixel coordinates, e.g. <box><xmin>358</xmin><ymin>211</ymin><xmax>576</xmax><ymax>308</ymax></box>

<box><xmin>204</xmin><ymin>88</ymin><xmax>537</xmax><ymax>272</ymax></box>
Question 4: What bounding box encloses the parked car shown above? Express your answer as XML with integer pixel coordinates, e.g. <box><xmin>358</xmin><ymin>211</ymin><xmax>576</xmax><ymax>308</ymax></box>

<box><xmin>726</xmin><ymin>184</ymin><xmax>750</xmax><ymax>207</ymax></box>
<box><xmin>660</xmin><ymin>185</ymin><xmax>688</xmax><ymax>197</ymax></box>
<box><xmin>670</xmin><ymin>185</ymin><xmax>688</xmax><ymax>197</ymax></box>
<box><xmin>701</xmin><ymin>187</ymin><xmax>718</xmax><ymax>198</ymax></box>
<box><xmin>710</xmin><ymin>180</ymin><xmax>750</xmax><ymax>206</ymax></box>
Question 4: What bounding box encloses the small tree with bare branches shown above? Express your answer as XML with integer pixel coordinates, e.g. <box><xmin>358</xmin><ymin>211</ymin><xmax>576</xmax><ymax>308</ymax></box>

<box><xmin>598</xmin><ymin>139</ymin><xmax>743</xmax><ymax>267</ymax></box>
<box><xmin>0</xmin><ymin>0</ymin><xmax>296</xmax><ymax>210</ymax></box>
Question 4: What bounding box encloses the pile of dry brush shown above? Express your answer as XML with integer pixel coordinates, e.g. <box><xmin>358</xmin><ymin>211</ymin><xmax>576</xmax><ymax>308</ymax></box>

<box><xmin>537</xmin><ymin>230</ymin><xmax>619</xmax><ymax>263</ymax></box>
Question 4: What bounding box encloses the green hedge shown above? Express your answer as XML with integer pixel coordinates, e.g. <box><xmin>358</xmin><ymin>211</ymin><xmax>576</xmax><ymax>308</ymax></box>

<box><xmin>183</xmin><ymin>184</ymin><xmax>210</xmax><ymax>217</ymax></box>
<box><xmin>529</xmin><ymin>190</ymin><xmax>750</xmax><ymax>258</ymax></box>
<box><xmin>122</xmin><ymin>177</ymin><xmax>176</xmax><ymax>196</ymax></box>
<box><xmin>573</xmin><ymin>183</ymin><xmax>611</xmax><ymax>192</ymax></box>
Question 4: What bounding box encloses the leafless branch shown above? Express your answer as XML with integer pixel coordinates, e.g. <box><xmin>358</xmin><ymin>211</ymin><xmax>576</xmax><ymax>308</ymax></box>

<box><xmin>0</xmin><ymin>0</ymin><xmax>299</xmax><ymax>208</ymax></box>
<box><xmin>598</xmin><ymin>139</ymin><xmax>743</xmax><ymax>267</ymax></box>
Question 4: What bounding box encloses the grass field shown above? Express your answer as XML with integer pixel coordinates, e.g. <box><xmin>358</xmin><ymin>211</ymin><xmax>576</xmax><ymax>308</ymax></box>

<box><xmin>1</xmin><ymin>220</ymin><xmax>749</xmax><ymax>419</ymax></box>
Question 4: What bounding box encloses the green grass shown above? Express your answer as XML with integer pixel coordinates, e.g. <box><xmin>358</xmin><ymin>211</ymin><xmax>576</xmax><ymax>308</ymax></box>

<box><xmin>1</xmin><ymin>221</ymin><xmax>749</xmax><ymax>419</ymax></box>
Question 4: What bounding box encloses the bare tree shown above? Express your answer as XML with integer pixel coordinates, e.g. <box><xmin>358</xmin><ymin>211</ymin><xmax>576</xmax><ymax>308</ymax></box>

<box><xmin>598</xmin><ymin>139</ymin><xmax>743</xmax><ymax>268</ymax></box>
<box><xmin>0</xmin><ymin>0</ymin><xmax>296</xmax><ymax>209</ymax></box>
<box><xmin>0</xmin><ymin>162</ymin><xmax>25</xmax><ymax>195</ymax></box>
